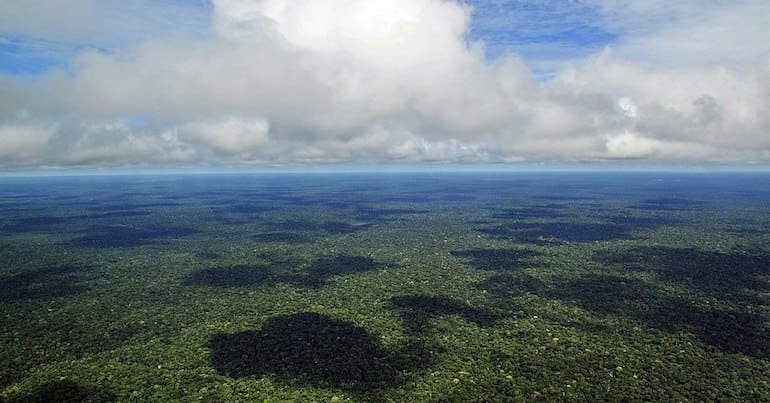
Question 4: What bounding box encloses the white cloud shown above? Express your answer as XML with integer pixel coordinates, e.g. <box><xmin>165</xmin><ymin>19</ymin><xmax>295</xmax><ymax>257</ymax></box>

<box><xmin>45</xmin><ymin>119</ymin><xmax>195</xmax><ymax>167</ymax></box>
<box><xmin>553</xmin><ymin>49</ymin><xmax>770</xmax><ymax>151</ymax></box>
<box><xmin>616</xmin><ymin>97</ymin><xmax>637</xmax><ymax>119</ymax></box>
<box><xmin>0</xmin><ymin>123</ymin><xmax>55</xmax><ymax>161</ymax></box>
<box><xmin>182</xmin><ymin>117</ymin><xmax>270</xmax><ymax>155</ymax></box>
<box><xmin>604</xmin><ymin>131</ymin><xmax>662</xmax><ymax>159</ymax></box>
<box><xmin>0</xmin><ymin>0</ymin><xmax>769</xmax><ymax>168</ymax></box>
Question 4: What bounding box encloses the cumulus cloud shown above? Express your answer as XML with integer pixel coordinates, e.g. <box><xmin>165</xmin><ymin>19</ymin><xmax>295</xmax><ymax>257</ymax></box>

<box><xmin>0</xmin><ymin>0</ymin><xmax>768</xmax><ymax>168</ymax></box>
<box><xmin>603</xmin><ymin>131</ymin><xmax>662</xmax><ymax>159</ymax></box>
<box><xmin>0</xmin><ymin>123</ymin><xmax>55</xmax><ymax>162</ymax></box>
<box><xmin>182</xmin><ymin>117</ymin><xmax>270</xmax><ymax>155</ymax></box>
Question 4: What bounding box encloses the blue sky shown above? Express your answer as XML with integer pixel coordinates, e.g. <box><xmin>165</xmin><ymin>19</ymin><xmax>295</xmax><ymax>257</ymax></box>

<box><xmin>0</xmin><ymin>36</ymin><xmax>107</xmax><ymax>75</ymax></box>
<box><xmin>0</xmin><ymin>0</ymin><xmax>769</xmax><ymax>169</ymax></box>
<box><xmin>466</xmin><ymin>1</ymin><xmax>616</xmax><ymax>78</ymax></box>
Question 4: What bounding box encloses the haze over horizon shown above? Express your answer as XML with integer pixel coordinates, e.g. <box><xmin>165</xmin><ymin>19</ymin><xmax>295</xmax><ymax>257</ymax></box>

<box><xmin>1</xmin><ymin>0</ymin><xmax>769</xmax><ymax>170</ymax></box>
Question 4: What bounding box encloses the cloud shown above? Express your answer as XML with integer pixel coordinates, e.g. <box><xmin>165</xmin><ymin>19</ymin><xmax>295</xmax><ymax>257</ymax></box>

<box><xmin>602</xmin><ymin>131</ymin><xmax>662</xmax><ymax>159</ymax></box>
<box><xmin>554</xmin><ymin>49</ymin><xmax>770</xmax><ymax>151</ymax></box>
<box><xmin>0</xmin><ymin>0</ymin><xmax>210</xmax><ymax>47</ymax></box>
<box><xmin>182</xmin><ymin>117</ymin><xmax>270</xmax><ymax>155</ymax></box>
<box><xmin>0</xmin><ymin>123</ymin><xmax>55</xmax><ymax>162</ymax></box>
<box><xmin>590</xmin><ymin>0</ymin><xmax>770</xmax><ymax>67</ymax></box>
<box><xmin>0</xmin><ymin>0</ymin><xmax>769</xmax><ymax>169</ymax></box>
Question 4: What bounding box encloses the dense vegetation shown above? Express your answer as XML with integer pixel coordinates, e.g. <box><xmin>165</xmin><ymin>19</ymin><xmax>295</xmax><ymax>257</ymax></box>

<box><xmin>1</xmin><ymin>173</ymin><xmax>768</xmax><ymax>401</ymax></box>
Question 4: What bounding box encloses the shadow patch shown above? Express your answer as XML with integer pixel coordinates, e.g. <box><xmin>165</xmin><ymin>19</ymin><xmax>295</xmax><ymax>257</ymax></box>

<box><xmin>490</xmin><ymin>206</ymin><xmax>567</xmax><ymax>220</ymax></box>
<box><xmin>478</xmin><ymin>272</ymin><xmax>770</xmax><ymax>359</ymax></box>
<box><xmin>291</xmin><ymin>255</ymin><xmax>385</xmax><ymax>287</ymax></box>
<box><xmin>475</xmin><ymin>272</ymin><xmax>549</xmax><ymax>298</ymax></box>
<box><xmin>253</xmin><ymin>232</ymin><xmax>314</xmax><ymax>244</ymax></box>
<box><xmin>594</xmin><ymin>247</ymin><xmax>770</xmax><ymax>304</ymax></box>
<box><xmin>207</xmin><ymin>312</ymin><xmax>430</xmax><ymax>395</ymax></box>
<box><xmin>70</xmin><ymin>225</ymin><xmax>198</xmax><ymax>248</ymax></box>
<box><xmin>631</xmin><ymin>197</ymin><xmax>706</xmax><ymax>211</ymax></box>
<box><xmin>451</xmin><ymin>248</ymin><xmax>544</xmax><ymax>271</ymax></box>
<box><xmin>390</xmin><ymin>295</ymin><xmax>499</xmax><ymax>334</ymax></box>
<box><xmin>87</xmin><ymin>202</ymin><xmax>180</xmax><ymax>211</ymax></box>
<box><xmin>1</xmin><ymin>215</ymin><xmax>67</xmax><ymax>234</ymax></box>
<box><xmin>604</xmin><ymin>214</ymin><xmax>682</xmax><ymax>228</ymax></box>
<box><xmin>532</xmin><ymin>195</ymin><xmax>597</xmax><ymax>201</ymax></box>
<box><xmin>0</xmin><ymin>265</ymin><xmax>93</xmax><ymax>303</ymax></box>
<box><xmin>306</xmin><ymin>255</ymin><xmax>380</xmax><ymax>279</ymax></box>
<box><xmin>183</xmin><ymin>255</ymin><xmax>381</xmax><ymax>289</ymax></box>
<box><xmin>477</xmin><ymin>222</ymin><xmax>634</xmax><ymax>244</ymax></box>
<box><xmin>225</xmin><ymin>203</ymin><xmax>275</xmax><ymax>215</ymax></box>
<box><xmin>78</xmin><ymin>211</ymin><xmax>152</xmax><ymax>219</ymax></box>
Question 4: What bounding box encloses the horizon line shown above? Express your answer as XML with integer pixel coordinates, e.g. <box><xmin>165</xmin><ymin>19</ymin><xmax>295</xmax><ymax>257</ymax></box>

<box><xmin>3</xmin><ymin>163</ymin><xmax>770</xmax><ymax>177</ymax></box>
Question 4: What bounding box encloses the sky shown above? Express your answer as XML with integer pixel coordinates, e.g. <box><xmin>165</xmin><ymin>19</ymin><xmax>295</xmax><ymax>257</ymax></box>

<box><xmin>0</xmin><ymin>0</ymin><xmax>769</xmax><ymax>170</ymax></box>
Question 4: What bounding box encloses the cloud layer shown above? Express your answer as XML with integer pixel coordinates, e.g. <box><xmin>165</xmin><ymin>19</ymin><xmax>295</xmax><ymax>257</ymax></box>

<box><xmin>1</xmin><ymin>0</ymin><xmax>769</xmax><ymax>168</ymax></box>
